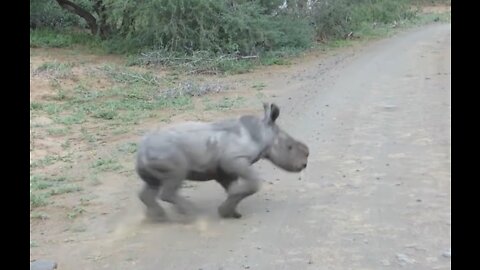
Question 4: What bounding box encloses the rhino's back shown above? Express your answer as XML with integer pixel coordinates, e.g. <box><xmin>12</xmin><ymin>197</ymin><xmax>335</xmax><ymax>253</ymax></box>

<box><xmin>138</xmin><ymin>119</ymin><xmax>246</xmax><ymax>170</ymax></box>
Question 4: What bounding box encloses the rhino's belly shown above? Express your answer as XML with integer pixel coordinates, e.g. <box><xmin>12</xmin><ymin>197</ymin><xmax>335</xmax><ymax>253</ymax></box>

<box><xmin>186</xmin><ymin>167</ymin><xmax>236</xmax><ymax>181</ymax></box>
<box><xmin>186</xmin><ymin>170</ymin><xmax>217</xmax><ymax>181</ymax></box>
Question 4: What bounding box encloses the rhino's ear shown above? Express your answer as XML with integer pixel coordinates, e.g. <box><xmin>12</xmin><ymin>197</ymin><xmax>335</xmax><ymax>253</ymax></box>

<box><xmin>270</xmin><ymin>103</ymin><xmax>280</xmax><ymax>122</ymax></box>
<box><xmin>263</xmin><ymin>102</ymin><xmax>279</xmax><ymax>124</ymax></box>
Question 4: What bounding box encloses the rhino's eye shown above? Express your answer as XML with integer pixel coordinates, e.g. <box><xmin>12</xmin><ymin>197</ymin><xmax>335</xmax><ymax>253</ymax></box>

<box><xmin>288</xmin><ymin>145</ymin><xmax>293</xmax><ymax>151</ymax></box>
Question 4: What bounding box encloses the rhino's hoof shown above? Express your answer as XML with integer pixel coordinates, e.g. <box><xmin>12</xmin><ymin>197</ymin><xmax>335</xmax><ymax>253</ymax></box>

<box><xmin>218</xmin><ymin>207</ymin><xmax>242</xmax><ymax>219</ymax></box>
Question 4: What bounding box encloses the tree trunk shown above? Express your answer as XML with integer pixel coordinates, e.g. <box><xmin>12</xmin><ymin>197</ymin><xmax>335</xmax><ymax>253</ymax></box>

<box><xmin>93</xmin><ymin>0</ymin><xmax>111</xmax><ymax>39</ymax></box>
<box><xmin>55</xmin><ymin>0</ymin><xmax>98</xmax><ymax>36</ymax></box>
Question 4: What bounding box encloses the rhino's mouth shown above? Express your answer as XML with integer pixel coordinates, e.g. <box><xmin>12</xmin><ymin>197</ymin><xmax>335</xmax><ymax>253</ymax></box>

<box><xmin>283</xmin><ymin>163</ymin><xmax>307</xmax><ymax>172</ymax></box>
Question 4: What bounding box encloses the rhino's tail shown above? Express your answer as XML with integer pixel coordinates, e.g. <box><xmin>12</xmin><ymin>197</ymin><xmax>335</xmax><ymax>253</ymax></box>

<box><xmin>136</xmin><ymin>165</ymin><xmax>163</xmax><ymax>188</ymax></box>
<box><xmin>136</xmin><ymin>151</ymin><xmax>164</xmax><ymax>187</ymax></box>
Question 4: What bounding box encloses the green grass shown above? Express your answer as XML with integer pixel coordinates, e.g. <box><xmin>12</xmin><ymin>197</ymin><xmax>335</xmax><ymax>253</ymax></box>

<box><xmin>67</xmin><ymin>206</ymin><xmax>86</xmax><ymax>219</ymax></box>
<box><xmin>80</xmin><ymin>194</ymin><xmax>98</xmax><ymax>205</ymax></box>
<box><xmin>47</xmin><ymin>184</ymin><xmax>83</xmax><ymax>196</ymax></box>
<box><xmin>252</xmin><ymin>82</ymin><xmax>267</xmax><ymax>90</ymax></box>
<box><xmin>30</xmin><ymin>175</ymin><xmax>67</xmax><ymax>190</ymax></box>
<box><xmin>30</xmin><ymin>155</ymin><xmax>61</xmax><ymax>169</ymax></box>
<box><xmin>30</xmin><ymin>192</ymin><xmax>50</xmax><ymax>209</ymax></box>
<box><xmin>117</xmin><ymin>142</ymin><xmax>138</xmax><ymax>154</ymax></box>
<box><xmin>411</xmin><ymin>11</ymin><xmax>451</xmax><ymax>24</ymax></box>
<box><xmin>30</xmin><ymin>102</ymin><xmax>64</xmax><ymax>115</ymax></box>
<box><xmin>30</xmin><ymin>211</ymin><xmax>50</xmax><ymax>220</ymax></box>
<box><xmin>30</xmin><ymin>174</ymin><xmax>82</xmax><ymax>210</ymax></box>
<box><xmin>111</xmin><ymin>127</ymin><xmax>130</xmax><ymax>136</ymax></box>
<box><xmin>61</xmin><ymin>140</ymin><xmax>71</xmax><ymax>149</ymax></box>
<box><xmin>93</xmin><ymin>109</ymin><xmax>118</xmax><ymax>120</ymax></box>
<box><xmin>36</xmin><ymin>61</ymin><xmax>74</xmax><ymax>78</ymax></box>
<box><xmin>89</xmin><ymin>174</ymin><xmax>102</xmax><ymax>186</ymax></box>
<box><xmin>255</xmin><ymin>91</ymin><xmax>267</xmax><ymax>100</ymax></box>
<box><xmin>32</xmin><ymin>73</ymin><xmax>193</xmax><ymax>126</ymax></box>
<box><xmin>30</xmin><ymin>28</ymin><xmax>102</xmax><ymax>50</ymax></box>
<box><xmin>91</xmin><ymin>157</ymin><xmax>123</xmax><ymax>172</ymax></box>
<box><xmin>47</xmin><ymin>127</ymin><xmax>69</xmax><ymax>136</ymax></box>
<box><xmin>204</xmin><ymin>96</ymin><xmax>246</xmax><ymax>111</ymax></box>
<box><xmin>100</xmin><ymin>65</ymin><xmax>160</xmax><ymax>86</ymax></box>
<box><xmin>31</xmin><ymin>29</ymin><xmax>75</xmax><ymax>48</ymax></box>
<box><xmin>259</xmin><ymin>48</ymin><xmax>302</xmax><ymax>66</ymax></box>
<box><xmin>80</xmin><ymin>127</ymin><xmax>100</xmax><ymax>143</ymax></box>
<box><xmin>52</xmin><ymin>89</ymin><xmax>71</xmax><ymax>101</ymax></box>
<box><xmin>54</xmin><ymin>111</ymin><xmax>87</xmax><ymax>125</ymax></box>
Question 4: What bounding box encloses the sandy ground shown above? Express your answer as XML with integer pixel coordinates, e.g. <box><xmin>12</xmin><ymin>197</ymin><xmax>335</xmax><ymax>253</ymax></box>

<box><xmin>30</xmin><ymin>23</ymin><xmax>451</xmax><ymax>270</ymax></box>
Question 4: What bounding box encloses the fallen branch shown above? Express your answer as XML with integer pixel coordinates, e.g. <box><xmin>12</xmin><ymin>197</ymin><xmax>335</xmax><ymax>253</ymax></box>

<box><xmin>237</xmin><ymin>55</ymin><xmax>258</xmax><ymax>60</ymax></box>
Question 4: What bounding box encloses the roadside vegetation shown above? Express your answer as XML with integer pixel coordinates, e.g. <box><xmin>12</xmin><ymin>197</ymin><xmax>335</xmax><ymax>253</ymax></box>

<box><xmin>30</xmin><ymin>0</ymin><xmax>450</xmax><ymax>225</ymax></box>
<box><xmin>31</xmin><ymin>0</ymin><xmax>450</xmax><ymax>74</ymax></box>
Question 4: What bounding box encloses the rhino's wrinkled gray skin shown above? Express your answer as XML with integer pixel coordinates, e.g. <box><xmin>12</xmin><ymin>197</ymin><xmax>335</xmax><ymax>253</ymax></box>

<box><xmin>136</xmin><ymin>103</ymin><xmax>309</xmax><ymax>220</ymax></box>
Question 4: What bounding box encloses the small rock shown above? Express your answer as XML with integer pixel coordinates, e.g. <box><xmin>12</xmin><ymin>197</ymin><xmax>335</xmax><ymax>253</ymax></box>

<box><xmin>308</xmin><ymin>259</ymin><xmax>314</xmax><ymax>265</ymax></box>
<box><xmin>416</xmin><ymin>199</ymin><xmax>422</xmax><ymax>202</ymax></box>
<box><xmin>30</xmin><ymin>260</ymin><xmax>57</xmax><ymax>270</ymax></box>
<box><xmin>386</xmin><ymin>163</ymin><xmax>390</xmax><ymax>166</ymax></box>
<box><xmin>396</xmin><ymin>253</ymin><xmax>416</xmax><ymax>266</ymax></box>
<box><xmin>383</xmin><ymin>104</ymin><xmax>397</xmax><ymax>111</ymax></box>
<box><xmin>325</xmin><ymin>104</ymin><xmax>329</xmax><ymax>107</ymax></box>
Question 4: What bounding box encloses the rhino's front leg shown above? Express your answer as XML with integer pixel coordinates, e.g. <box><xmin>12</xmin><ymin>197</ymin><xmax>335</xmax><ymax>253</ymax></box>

<box><xmin>216</xmin><ymin>176</ymin><xmax>242</xmax><ymax>218</ymax></box>
<box><xmin>218</xmin><ymin>159</ymin><xmax>261</xmax><ymax>218</ymax></box>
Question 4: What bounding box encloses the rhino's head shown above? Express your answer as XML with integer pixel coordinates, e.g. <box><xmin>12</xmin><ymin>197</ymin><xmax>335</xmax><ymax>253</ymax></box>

<box><xmin>261</xmin><ymin>103</ymin><xmax>309</xmax><ymax>172</ymax></box>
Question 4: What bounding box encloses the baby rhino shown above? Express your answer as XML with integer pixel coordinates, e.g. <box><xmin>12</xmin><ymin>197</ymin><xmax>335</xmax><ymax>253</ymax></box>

<box><xmin>136</xmin><ymin>103</ymin><xmax>309</xmax><ymax>221</ymax></box>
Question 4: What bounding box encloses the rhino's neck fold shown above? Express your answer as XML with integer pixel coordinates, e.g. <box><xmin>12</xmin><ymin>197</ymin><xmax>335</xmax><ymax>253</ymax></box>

<box><xmin>238</xmin><ymin>115</ymin><xmax>274</xmax><ymax>164</ymax></box>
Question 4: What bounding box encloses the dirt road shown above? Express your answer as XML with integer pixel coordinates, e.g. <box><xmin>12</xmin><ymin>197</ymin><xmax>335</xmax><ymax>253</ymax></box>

<box><xmin>48</xmin><ymin>23</ymin><xmax>451</xmax><ymax>269</ymax></box>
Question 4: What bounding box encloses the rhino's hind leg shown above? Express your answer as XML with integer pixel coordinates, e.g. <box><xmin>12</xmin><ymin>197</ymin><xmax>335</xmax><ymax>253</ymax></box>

<box><xmin>160</xmin><ymin>179</ymin><xmax>195</xmax><ymax>215</ymax></box>
<box><xmin>139</xmin><ymin>184</ymin><xmax>167</xmax><ymax>222</ymax></box>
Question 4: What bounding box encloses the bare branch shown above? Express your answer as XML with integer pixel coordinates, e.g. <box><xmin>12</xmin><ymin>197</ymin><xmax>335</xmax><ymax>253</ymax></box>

<box><xmin>55</xmin><ymin>0</ymin><xmax>98</xmax><ymax>35</ymax></box>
